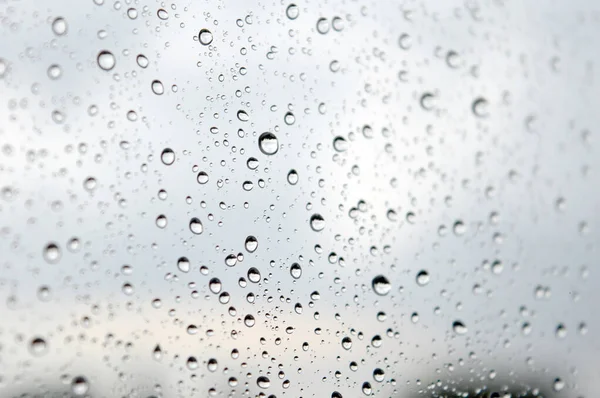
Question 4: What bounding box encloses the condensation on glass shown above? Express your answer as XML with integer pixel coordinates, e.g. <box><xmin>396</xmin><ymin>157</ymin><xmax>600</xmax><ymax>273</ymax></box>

<box><xmin>0</xmin><ymin>0</ymin><xmax>598</xmax><ymax>397</ymax></box>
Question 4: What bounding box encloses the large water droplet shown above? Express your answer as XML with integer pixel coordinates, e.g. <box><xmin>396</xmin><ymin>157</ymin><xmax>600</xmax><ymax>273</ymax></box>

<box><xmin>245</xmin><ymin>236</ymin><xmax>258</xmax><ymax>253</ymax></box>
<box><xmin>71</xmin><ymin>376</ymin><xmax>89</xmax><ymax>396</ymax></box>
<box><xmin>372</xmin><ymin>275</ymin><xmax>391</xmax><ymax>296</ymax></box>
<box><xmin>52</xmin><ymin>17</ymin><xmax>68</xmax><ymax>36</ymax></box>
<box><xmin>151</xmin><ymin>80</ymin><xmax>164</xmax><ymax>95</ymax></box>
<box><xmin>287</xmin><ymin>169</ymin><xmax>299</xmax><ymax>185</ymax></box>
<box><xmin>452</xmin><ymin>320</ymin><xmax>468</xmax><ymax>335</ymax></box>
<box><xmin>310</xmin><ymin>214</ymin><xmax>325</xmax><ymax>231</ymax></box>
<box><xmin>209</xmin><ymin>278</ymin><xmax>222</xmax><ymax>294</ymax></box>
<box><xmin>43</xmin><ymin>243</ymin><xmax>61</xmax><ymax>264</ymax></box>
<box><xmin>472</xmin><ymin>97</ymin><xmax>489</xmax><ymax>117</ymax></box>
<box><xmin>189</xmin><ymin>217</ymin><xmax>203</xmax><ymax>235</ymax></box>
<box><xmin>257</xmin><ymin>376</ymin><xmax>271</xmax><ymax>389</ymax></box>
<box><xmin>316</xmin><ymin>18</ymin><xmax>330</xmax><ymax>34</ymax></box>
<box><xmin>258</xmin><ymin>132</ymin><xmax>279</xmax><ymax>155</ymax></box>
<box><xmin>416</xmin><ymin>270</ymin><xmax>430</xmax><ymax>286</ymax></box>
<box><xmin>177</xmin><ymin>257</ymin><xmax>190</xmax><ymax>273</ymax></box>
<box><xmin>333</xmin><ymin>136</ymin><xmax>348</xmax><ymax>152</ymax></box>
<box><xmin>290</xmin><ymin>263</ymin><xmax>302</xmax><ymax>279</ymax></box>
<box><xmin>247</xmin><ymin>267</ymin><xmax>261</xmax><ymax>283</ymax></box>
<box><xmin>160</xmin><ymin>148</ymin><xmax>175</xmax><ymax>165</ymax></box>
<box><xmin>199</xmin><ymin>29</ymin><xmax>213</xmax><ymax>45</ymax></box>
<box><xmin>97</xmin><ymin>50</ymin><xmax>115</xmax><ymax>71</ymax></box>
<box><xmin>286</xmin><ymin>4</ymin><xmax>299</xmax><ymax>20</ymax></box>
<box><xmin>29</xmin><ymin>337</ymin><xmax>48</xmax><ymax>356</ymax></box>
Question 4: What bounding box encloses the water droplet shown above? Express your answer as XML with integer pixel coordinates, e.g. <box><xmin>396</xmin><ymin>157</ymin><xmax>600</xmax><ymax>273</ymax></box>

<box><xmin>186</xmin><ymin>356</ymin><xmax>199</xmax><ymax>370</ymax></box>
<box><xmin>225</xmin><ymin>254</ymin><xmax>237</xmax><ymax>267</ymax></box>
<box><xmin>287</xmin><ymin>169</ymin><xmax>299</xmax><ymax>185</ymax></box>
<box><xmin>373</xmin><ymin>368</ymin><xmax>385</xmax><ymax>382</ymax></box>
<box><xmin>453</xmin><ymin>220</ymin><xmax>466</xmax><ymax>236</ymax></box>
<box><xmin>556</xmin><ymin>323</ymin><xmax>567</xmax><ymax>339</ymax></box>
<box><xmin>310</xmin><ymin>214</ymin><xmax>325</xmax><ymax>232</ymax></box>
<box><xmin>47</xmin><ymin>64</ymin><xmax>62</xmax><ymax>80</ymax></box>
<box><xmin>362</xmin><ymin>381</ymin><xmax>372</xmax><ymax>395</ymax></box>
<box><xmin>420</xmin><ymin>93</ymin><xmax>435</xmax><ymax>110</ymax></box>
<box><xmin>97</xmin><ymin>50</ymin><xmax>116</xmax><ymax>71</ymax></box>
<box><xmin>244</xmin><ymin>314</ymin><xmax>255</xmax><ymax>327</ymax></box>
<box><xmin>333</xmin><ymin>136</ymin><xmax>348</xmax><ymax>152</ymax></box>
<box><xmin>416</xmin><ymin>270</ymin><xmax>430</xmax><ymax>286</ymax></box>
<box><xmin>257</xmin><ymin>376</ymin><xmax>271</xmax><ymax>389</ymax></box>
<box><xmin>452</xmin><ymin>320</ymin><xmax>468</xmax><ymax>335</ymax></box>
<box><xmin>136</xmin><ymin>54</ymin><xmax>149</xmax><ymax>68</ymax></box>
<box><xmin>258</xmin><ymin>132</ymin><xmax>279</xmax><ymax>155</ymax></box>
<box><xmin>237</xmin><ymin>110</ymin><xmax>249</xmax><ymax>121</ymax></box>
<box><xmin>83</xmin><ymin>177</ymin><xmax>97</xmax><ymax>192</ymax></box>
<box><xmin>189</xmin><ymin>217</ymin><xmax>204</xmax><ymax>235</ymax></box>
<box><xmin>472</xmin><ymin>97</ymin><xmax>489</xmax><ymax>117</ymax></box>
<box><xmin>332</xmin><ymin>16</ymin><xmax>344</xmax><ymax>31</ymax></box>
<box><xmin>197</xmin><ymin>171</ymin><xmax>209</xmax><ymax>184</ymax></box>
<box><xmin>177</xmin><ymin>257</ymin><xmax>190</xmax><ymax>273</ymax></box>
<box><xmin>398</xmin><ymin>33</ymin><xmax>412</xmax><ymax>50</ymax></box>
<box><xmin>284</xmin><ymin>112</ymin><xmax>295</xmax><ymax>125</ymax></box>
<box><xmin>156</xmin><ymin>214</ymin><xmax>167</xmax><ymax>228</ymax></box>
<box><xmin>341</xmin><ymin>336</ymin><xmax>352</xmax><ymax>350</ymax></box>
<box><xmin>553</xmin><ymin>378</ymin><xmax>565</xmax><ymax>392</ymax></box>
<box><xmin>71</xmin><ymin>376</ymin><xmax>89</xmax><ymax>396</ymax></box>
<box><xmin>247</xmin><ymin>267</ymin><xmax>261</xmax><ymax>283</ymax></box>
<box><xmin>286</xmin><ymin>4</ymin><xmax>299</xmax><ymax>20</ymax></box>
<box><xmin>207</xmin><ymin>358</ymin><xmax>218</xmax><ymax>372</ymax></box>
<box><xmin>372</xmin><ymin>275</ymin><xmax>391</xmax><ymax>296</ymax></box>
<box><xmin>151</xmin><ymin>80</ymin><xmax>164</xmax><ymax>95</ymax></box>
<box><xmin>316</xmin><ymin>18</ymin><xmax>330</xmax><ymax>34</ymax></box>
<box><xmin>52</xmin><ymin>17</ymin><xmax>68</xmax><ymax>36</ymax></box>
<box><xmin>30</xmin><ymin>337</ymin><xmax>48</xmax><ymax>356</ymax></box>
<box><xmin>245</xmin><ymin>236</ymin><xmax>258</xmax><ymax>253</ymax></box>
<box><xmin>290</xmin><ymin>263</ymin><xmax>302</xmax><ymax>279</ymax></box>
<box><xmin>157</xmin><ymin>8</ymin><xmax>169</xmax><ymax>20</ymax></box>
<box><xmin>247</xmin><ymin>157</ymin><xmax>259</xmax><ymax>170</ymax></box>
<box><xmin>43</xmin><ymin>243</ymin><xmax>61</xmax><ymax>264</ymax></box>
<box><xmin>160</xmin><ymin>148</ymin><xmax>175</xmax><ymax>165</ymax></box>
<box><xmin>199</xmin><ymin>29</ymin><xmax>213</xmax><ymax>45</ymax></box>
<box><xmin>209</xmin><ymin>278</ymin><xmax>222</xmax><ymax>294</ymax></box>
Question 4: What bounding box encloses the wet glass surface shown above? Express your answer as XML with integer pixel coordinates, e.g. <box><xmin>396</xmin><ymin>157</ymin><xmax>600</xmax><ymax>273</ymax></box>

<box><xmin>0</xmin><ymin>0</ymin><xmax>599</xmax><ymax>397</ymax></box>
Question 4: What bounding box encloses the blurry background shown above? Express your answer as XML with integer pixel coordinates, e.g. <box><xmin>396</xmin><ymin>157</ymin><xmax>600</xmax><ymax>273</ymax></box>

<box><xmin>0</xmin><ymin>0</ymin><xmax>599</xmax><ymax>396</ymax></box>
